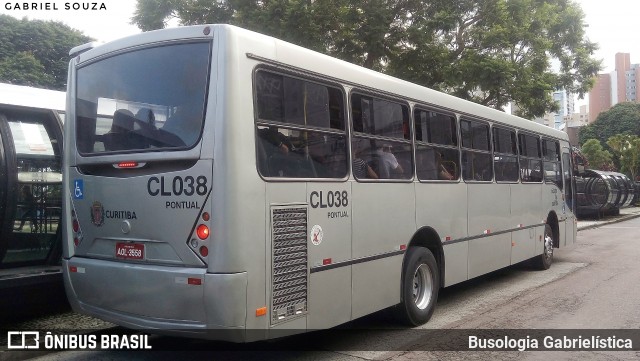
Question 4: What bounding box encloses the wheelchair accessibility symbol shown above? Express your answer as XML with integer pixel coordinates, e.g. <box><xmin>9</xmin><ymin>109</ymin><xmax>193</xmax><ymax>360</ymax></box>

<box><xmin>74</xmin><ymin>179</ymin><xmax>84</xmax><ymax>199</ymax></box>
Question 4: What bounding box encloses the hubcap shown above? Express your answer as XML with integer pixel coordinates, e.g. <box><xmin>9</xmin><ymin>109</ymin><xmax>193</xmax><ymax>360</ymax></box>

<box><xmin>412</xmin><ymin>264</ymin><xmax>433</xmax><ymax>310</ymax></box>
<box><xmin>544</xmin><ymin>230</ymin><xmax>554</xmax><ymax>261</ymax></box>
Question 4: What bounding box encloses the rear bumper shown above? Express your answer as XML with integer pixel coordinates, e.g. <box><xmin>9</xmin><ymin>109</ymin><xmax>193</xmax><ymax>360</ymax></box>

<box><xmin>63</xmin><ymin>258</ymin><xmax>248</xmax><ymax>341</ymax></box>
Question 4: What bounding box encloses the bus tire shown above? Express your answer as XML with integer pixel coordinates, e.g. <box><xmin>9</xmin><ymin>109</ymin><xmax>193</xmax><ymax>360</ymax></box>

<box><xmin>397</xmin><ymin>246</ymin><xmax>439</xmax><ymax>326</ymax></box>
<box><xmin>532</xmin><ymin>224</ymin><xmax>553</xmax><ymax>270</ymax></box>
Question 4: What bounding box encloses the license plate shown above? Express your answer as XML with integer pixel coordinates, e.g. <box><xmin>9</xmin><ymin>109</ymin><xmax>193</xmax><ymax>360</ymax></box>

<box><xmin>115</xmin><ymin>242</ymin><xmax>144</xmax><ymax>260</ymax></box>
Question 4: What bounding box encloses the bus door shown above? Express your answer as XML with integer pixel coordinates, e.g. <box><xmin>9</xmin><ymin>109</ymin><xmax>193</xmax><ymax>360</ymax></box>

<box><xmin>562</xmin><ymin>147</ymin><xmax>576</xmax><ymax>246</ymax></box>
<box><xmin>0</xmin><ymin>107</ymin><xmax>63</xmax><ymax>268</ymax></box>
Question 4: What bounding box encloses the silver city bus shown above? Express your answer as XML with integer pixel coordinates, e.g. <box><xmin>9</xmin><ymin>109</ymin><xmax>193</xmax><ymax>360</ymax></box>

<box><xmin>63</xmin><ymin>25</ymin><xmax>576</xmax><ymax>341</ymax></box>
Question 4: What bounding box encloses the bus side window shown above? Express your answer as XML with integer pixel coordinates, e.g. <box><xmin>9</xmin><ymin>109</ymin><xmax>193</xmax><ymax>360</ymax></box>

<box><xmin>415</xmin><ymin>108</ymin><xmax>458</xmax><ymax>181</ymax></box>
<box><xmin>519</xmin><ymin>133</ymin><xmax>542</xmax><ymax>183</ymax></box>
<box><xmin>493</xmin><ymin>127</ymin><xmax>518</xmax><ymax>182</ymax></box>
<box><xmin>461</xmin><ymin>119</ymin><xmax>492</xmax><ymax>182</ymax></box>
<box><xmin>543</xmin><ymin>139</ymin><xmax>562</xmax><ymax>188</ymax></box>
<box><xmin>254</xmin><ymin>70</ymin><xmax>348</xmax><ymax>179</ymax></box>
<box><xmin>350</xmin><ymin>93</ymin><xmax>412</xmax><ymax>180</ymax></box>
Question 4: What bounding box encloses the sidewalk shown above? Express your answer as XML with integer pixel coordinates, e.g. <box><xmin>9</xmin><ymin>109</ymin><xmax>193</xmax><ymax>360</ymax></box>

<box><xmin>577</xmin><ymin>206</ymin><xmax>640</xmax><ymax>231</ymax></box>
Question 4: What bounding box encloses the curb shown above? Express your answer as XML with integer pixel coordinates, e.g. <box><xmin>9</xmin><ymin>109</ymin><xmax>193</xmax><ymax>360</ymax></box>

<box><xmin>577</xmin><ymin>212</ymin><xmax>640</xmax><ymax>232</ymax></box>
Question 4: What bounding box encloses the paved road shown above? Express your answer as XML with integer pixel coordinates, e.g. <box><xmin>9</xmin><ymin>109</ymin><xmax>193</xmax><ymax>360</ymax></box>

<box><xmin>11</xmin><ymin>216</ymin><xmax>640</xmax><ymax>361</ymax></box>
<box><xmin>392</xmin><ymin>216</ymin><xmax>640</xmax><ymax>360</ymax></box>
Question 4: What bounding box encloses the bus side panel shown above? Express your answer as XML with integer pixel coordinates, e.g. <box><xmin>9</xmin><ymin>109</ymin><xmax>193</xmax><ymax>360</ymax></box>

<box><xmin>542</xmin><ymin>184</ymin><xmax>563</xmax><ymax>225</ymax></box>
<box><xmin>306</xmin><ymin>182</ymin><xmax>352</xmax><ymax>330</ymax></box>
<box><xmin>415</xmin><ymin>182</ymin><xmax>468</xmax><ymax>286</ymax></box>
<box><xmin>443</xmin><ymin>242</ymin><xmax>469</xmax><ymax>287</ymax></box>
<box><xmin>467</xmin><ymin>184</ymin><xmax>511</xmax><ymax>278</ymax></box>
<box><xmin>213</xmin><ymin>27</ymin><xmax>276</xmax><ymax>334</ymax></box>
<box><xmin>204</xmin><ymin>272</ymin><xmax>248</xmax><ymax>328</ymax></box>
<box><xmin>309</xmin><ymin>268</ymin><xmax>352</xmax><ymax>329</ymax></box>
<box><xmin>351</xmin><ymin>255</ymin><xmax>403</xmax><ymax>320</ymax></box>
<box><xmin>511</xmin><ymin>184</ymin><xmax>543</xmax><ymax>256</ymax></box>
<box><xmin>351</xmin><ymin>183</ymin><xmax>416</xmax><ymax>257</ymax></box>
<box><xmin>511</xmin><ymin>228</ymin><xmax>536</xmax><ymax>265</ymax></box>
<box><xmin>510</xmin><ymin>183</ymin><xmax>537</xmax><ymax>264</ymax></box>
<box><xmin>351</xmin><ymin>182</ymin><xmax>414</xmax><ymax>318</ymax></box>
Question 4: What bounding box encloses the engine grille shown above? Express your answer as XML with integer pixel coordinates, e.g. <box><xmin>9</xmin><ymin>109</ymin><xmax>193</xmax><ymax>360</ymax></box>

<box><xmin>271</xmin><ymin>207</ymin><xmax>308</xmax><ymax>324</ymax></box>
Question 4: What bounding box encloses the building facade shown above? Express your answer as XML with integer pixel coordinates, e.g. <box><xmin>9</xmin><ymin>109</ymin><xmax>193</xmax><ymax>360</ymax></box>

<box><xmin>533</xmin><ymin>89</ymin><xmax>574</xmax><ymax>129</ymax></box>
<box><xmin>588</xmin><ymin>52</ymin><xmax>640</xmax><ymax>123</ymax></box>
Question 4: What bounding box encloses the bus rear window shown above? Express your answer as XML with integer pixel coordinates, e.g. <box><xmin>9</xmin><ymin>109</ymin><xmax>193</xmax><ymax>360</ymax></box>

<box><xmin>75</xmin><ymin>42</ymin><xmax>211</xmax><ymax>155</ymax></box>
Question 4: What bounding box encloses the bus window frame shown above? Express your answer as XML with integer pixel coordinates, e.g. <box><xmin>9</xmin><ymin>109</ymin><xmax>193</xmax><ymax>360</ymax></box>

<box><xmin>74</xmin><ymin>39</ymin><xmax>213</xmax><ymax>157</ymax></box>
<box><xmin>413</xmin><ymin>105</ymin><xmax>460</xmax><ymax>183</ymax></box>
<box><xmin>460</xmin><ymin>117</ymin><xmax>493</xmax><ymax>183</ymax></box>
<box><xmin>252</xmin><ymin>66</ymin><xmax>350</xmax><ymax>182</ymax></box>
<box><xmin>518</xmin><ymin>131</ymin><xmax>543</xmax><ymax>184</ymax></box>
<box><xmin>492</xmin><ymin>124</ymin><xmax>520</xmax><ymax>184</ymax></box>
<box><xmin>542</xmin><ymin>137</ymin><xmax>562</xmax><ymax>189</ymax></box>
<box><xmin>349</xmin><ymin>89</ymin><xmax>413</xmax><ymax>183</ymax></box>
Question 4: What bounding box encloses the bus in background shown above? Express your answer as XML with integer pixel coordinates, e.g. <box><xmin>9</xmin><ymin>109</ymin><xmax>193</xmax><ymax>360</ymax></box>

<box><xmin>63</xmin><ymin>25</ymin><xmax>576</xmax><ymax>341</ymax></box>
<box><xmin>0</xmin><ymin>83</ymin><xmax>66</xmax><ymax>314</ymax></box>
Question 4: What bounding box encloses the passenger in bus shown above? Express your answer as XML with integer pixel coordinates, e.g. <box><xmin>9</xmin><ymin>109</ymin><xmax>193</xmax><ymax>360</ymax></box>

<box><xmin>15</xmin><ymin>186</ymin><xmax>37</xmax><ymax>232</ymax></box>
<box><xmin>373</xmin><ymin>144</ymin><xmax>404</xmax><ymax>178</ymax></box>
<box><xmin>103</xmin><ymin>109</ymin><xmax>135</xmax><ymax>151</ymax></box>
<box><xmin>258</xmin><ymin>126</ymin><xmax>296</xmax><ymax>176</ymax></box>
<box><xmin>419</xmin><ymin>149</ymin><xmax>454</xmax><ymax>180</ymax></box>
<box><xmin>436</xmin><ymin>152</ymin><xmax>455</xmax><ymax>180</ymax></box>
<box><xmin>157</xmin><ymin>105</ymin><xmax>197</xmax><ymax>148</ymax></box>
<box><xmin>129</xmin><ymin>108</ymin><xmax>158</xmax><ymax>149</ymax></box>
<box><xmin>352</xmin><ymin>140</ymin><xmax>378</xmax><ymax>179</ymax></box>
<box><xmin>135</xmin><ymin>108</ymin><xmax>156</xmax><ymax>128</ymax></box>
<box><xmin>258</xmin><ymin>126</ymin><xmax>293</xmax><ymax>155</ymax></box>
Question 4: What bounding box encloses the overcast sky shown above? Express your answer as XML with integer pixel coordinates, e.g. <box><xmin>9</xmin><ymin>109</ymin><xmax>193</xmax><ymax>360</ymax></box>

<box><xmin>0</xmin><ymin>1</ymin><xmax>141</xmax><ymax>43</ymax></box>
<box><xmin>1</xmin><ymin>0</ymin><xmax>639</xmax><ymax>109</ymax></box>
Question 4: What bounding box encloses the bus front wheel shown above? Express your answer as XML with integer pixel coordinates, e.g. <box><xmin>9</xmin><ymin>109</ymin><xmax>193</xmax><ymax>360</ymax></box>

<box><xmin>532</xmin><ymin>224</ymin><xmax>554</xmax><ymax>270</ymax></box>
<box><xmin>397</xmin><ymin>246</ymin><xmax>439</xmax><ymax>326</ymax></box>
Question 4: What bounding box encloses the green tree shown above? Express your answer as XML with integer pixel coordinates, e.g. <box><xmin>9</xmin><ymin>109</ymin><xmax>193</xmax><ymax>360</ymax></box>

<box><xmin>607</xmin><ymin>134</ymin><xmax>640</xmax><ymax>180</ymax></box>
<box><xmin>579</xmin><ymin>102</ymin><xmax>640</xmax><ymax>147</ymax></box>
<box><xmin>132</xmin><ymin>0</ymin><xmax>600</xmax><ymax>118</ymax></box>
<box><xmin>580</xmin><ymin>139</ymin><xmax>613</xmax><ymax>171</ymax></box>
<box><xmin>0</xmin><ymin>51</ymin><xmax>55</xmax><ymax>87</ymax></box>
<box><xmin>0</xmin><ymin>15</ymin><xmax>92</xmax><ymax>90</ymax></box>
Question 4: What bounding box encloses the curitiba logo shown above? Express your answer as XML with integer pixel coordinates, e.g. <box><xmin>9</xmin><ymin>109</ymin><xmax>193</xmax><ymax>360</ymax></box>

<box><xmin>90</xmin><ymin>201</ymin><xmax>105</xmax><ymax>227</ymax></box>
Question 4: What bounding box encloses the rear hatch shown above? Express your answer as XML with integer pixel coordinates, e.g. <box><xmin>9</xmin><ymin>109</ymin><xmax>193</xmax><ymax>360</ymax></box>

<box><xmin>67</xmin><ymin>39</ymin><xmax>213</xmax><ymax>267</ymax></box>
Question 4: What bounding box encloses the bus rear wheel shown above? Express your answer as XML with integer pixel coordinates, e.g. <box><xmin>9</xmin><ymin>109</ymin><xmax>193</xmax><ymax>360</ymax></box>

<box><xmin>397</xmin><ymin>246</ymin><xmax>439</xmax><ymax>326</ymax></box>
<box><xmin>532</xmin><ymin>224</ymin><xmax>554</xmax><ymax>270</ymax></box>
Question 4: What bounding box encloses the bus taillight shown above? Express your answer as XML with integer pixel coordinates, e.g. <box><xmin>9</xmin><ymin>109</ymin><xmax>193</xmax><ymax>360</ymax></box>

<box><xmin>197</xmin><ymin>224</ymin><xmax>209</xmax><ymax>240</ymax></box>
<box><xmin>199</xmin><ymin>246</ymin><xmax>209</xmax><ymax>257</ymax></box>
<box><xmin>114</xmin><ymin>161</ymin><xmax>144</xmax><ymax>168</ymax></box>
<box><xmin>71</xmin><ymin>204</ymin><xmax>83</xmax><ymax>247</ymax></box>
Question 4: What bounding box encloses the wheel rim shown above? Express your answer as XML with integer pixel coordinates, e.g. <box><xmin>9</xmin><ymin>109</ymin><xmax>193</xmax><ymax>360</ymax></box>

<box><xmin>412</xmin><ymin>264</ymin><xmax>433</xmax><ymax>310</ymax></box>
<box><xmin>544</xmin><ymin>228</ymin><xmax>554</xmax><ymax>262</ymax></box>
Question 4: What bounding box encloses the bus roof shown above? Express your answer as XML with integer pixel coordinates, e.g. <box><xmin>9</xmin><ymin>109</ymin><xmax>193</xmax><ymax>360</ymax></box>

<box><xmin>0</xmin><ymin>82</ymin><xmax>66</xmax><ymax>112</ymax></box>
<box><xmin>76</xmin><ymin>24</ymin><xmax>568</xmax><ymax>141</ymax></box>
